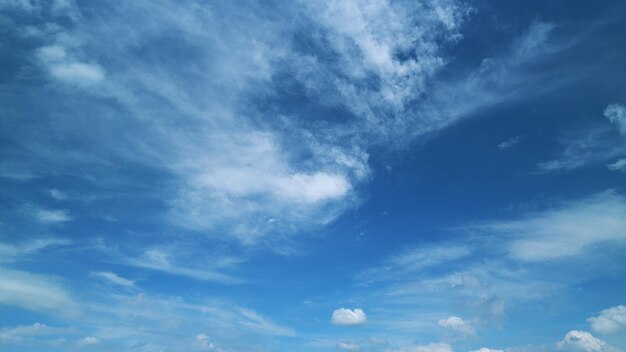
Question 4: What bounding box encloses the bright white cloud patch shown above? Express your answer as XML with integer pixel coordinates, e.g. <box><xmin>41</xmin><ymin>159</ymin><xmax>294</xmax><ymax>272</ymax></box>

<box><xmin>588</xmin><ymin>305</ymin><xmax>626</xmax><ymax>334</ymax></box>
<box><xmin>196</xmin><ymin>334</ymin><xmax>219</xmax><ymax>351</ymax></box>
<box><xmin>331</xmin><ymin>308</ymin><xmax>367</xmax><ymax>326</ymax></box>
<box><xmin>604</xmin><ymin>104</ymin><xmax>626</xmax><ymax>135</ymax></box>
<box><xmin>35</xmin><ymin>209</ymin><xmax>72</xmax><ymax>223</ymax></box>
<box><xmin>50</xmin><ymin>62</ymin><xmax>105</xmax><ymax>84</ymax></box>
<box><xmin>438</xmin><ymin>316</ymin><xmax>475</xmax><ymax>337</ymax></box>
<box><xmin>557</xmin><ymin>330</ymin><xmax>618</xmax><ymax>352</ymax></box>
<box><xmin>90</xmin><ymin>271</ymin><xmax>134</xmax><ymax>288</ymax></box>
<box><xmin>37</xmin><ymin>45</ymin><xmax>105</xmax><ymax>85</ymax></box>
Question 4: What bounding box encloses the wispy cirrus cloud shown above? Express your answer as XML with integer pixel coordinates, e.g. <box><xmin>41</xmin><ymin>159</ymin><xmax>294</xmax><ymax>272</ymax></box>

<box><xmin>0</xmin><ymin>268</ymin><xmax>79</xmax><ymax>317</ymax></box>
<box><xmin>0</xmin><ymin>322</ymin><xmax>76</xmax><ymax>344</ymax></box>
<box><xmin>474</xmin><ymin>190</ymin><xmax>626</xmax><ymax>262</ymax></box>
<box><xmin>538</xmin><ymin>104</ymin><xmax>626</xmax><ymax>173</ymax></box>
<box><xmin>0</xmin><ymin>238</ymin><xmax>70</xmax><ymax>263</ymax></box>
<box><xmin>90</xmin><ymin>271</ymin><xmax>135</xmax><ymax>288</ymax></box>
<box><xmin>35</xmin><ymin>209</ymin><xmax>73</xmax><ymax>223</ymax></box>
<box><xmin>0</xmin><ymin>0</ymin><xmax>563</xmax><ymax>248</ymax></box>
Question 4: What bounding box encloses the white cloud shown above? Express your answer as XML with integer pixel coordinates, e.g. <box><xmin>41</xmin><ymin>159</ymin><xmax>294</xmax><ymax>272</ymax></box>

<box><xmin>0</xmin><ymin>268</ymin><xmax>79</xmax><ymax>317</ymax></box>
<box><xmin>339</xmin><ymin>341</ymin><xmax>360</xmax><ymax>351</ymax></box>
<box><xmin>556</xmin><ymin>330</ymin><xmax>619</xmax><ymax>352</ymax></box>
<box><xmin>6</xmin><ymin>0</ymin><xmax>562</xmax><ymax>249</ymax></box>
<box><xmin>604</xmin><ymin>104</ymin><xmax>626</xmax><ymax>135</ymax></box>
<box><xmin>48</xmin><ymin>188</ymin><xmax>68</xmax><ymax>200</ymax></box>
<box><xmin>438</xmin><ymin>316</ymin><xmax>475</xmax><ymax>337</ymax></box>
<box><xmin>49</xmin><ymin>62</ymin><xmax>105</xmax><ymax>84</ymax></box>
<box><xmin>537</xmin><ymin>127</ymin><xmax>626</xmax><ymax>172</ymax></box>
<box><xmin>331</xmin><ymin>308</ymin><xmax>367</xmax><ymax>326</ymax></box>
<box><xmin>196</xmin><ymin>334</ymin><xmax>220</xmax><ymax>351</ymax></box>
<box><xmin>124</xmin><ymin>249</ymin><xmax>240</xmax><ymax>284</ymax></box>
<box><xmin>538</xmin><ymin>104</ymin><xmax>626</xmax><ymax>173</ymax></box>
<box><xmin>607</xmin><ymin>158</ymin><xmax>626</xmax><ymax>172</ymax></box>
<box><xmin>78</xmin><ymin>336</ymin><xmax>99</xmax><ymax>347</ymax></box>
<box><xmin>35</xmin><ymin>209</ymin><xmax>72</xmax><ymax>223</ymax></box>
<box><xmin>476</xmin><ymin>190</ymin><xmax>626</xmax><ymax>261</ymax></box>
<box><xmin>0</xmin><ymin>238</ymin><xmax>70</xmax><ymax>263</ymax></box>
<box><xmin>356</xmin><ymin>244</ymin><xmax>471</xmax><ymax>283</ymax></box>
<box><xmin>588</xmin><ymin>305</ymin><xmax>626</xmax><ymax>334</ymax></box>
<box><xmin>90</xmin><ymin>271</ymin><xmax>135</xmax><ymax>288</ymax></box>
<box><xmin>498</xmin><ymin>136</ymin><xmax>521</xmax><ymax>150</ymax></box>
<box><xmin>470</xmin><ymin>348</ymin><xmax>504</xmax><ymax>352</ymax></box>
<box><xmin>394</xmin><ymin>343</ymin><xmax>454</xmax><ymax>352</ymax></box>
<box><xmin>236</xmin><ymin>308</ymin><xmax>295</xmax><ymax>336</ymax></box>
<box><xmin>36</xmin><ymin>45</ymin><xmax>105</xmax><ymax>85</ymax></box>
<box><xmin>0</xmin><ymin>323</ymin><xmax>74</xmax><ymax>343</ymax></box>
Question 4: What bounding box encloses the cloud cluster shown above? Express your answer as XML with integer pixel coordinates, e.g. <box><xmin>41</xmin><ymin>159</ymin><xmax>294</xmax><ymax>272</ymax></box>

<box><xmin>557</xmin><ymin>330</ymin><xmax>618</xmax><ymax>352</ymax></box>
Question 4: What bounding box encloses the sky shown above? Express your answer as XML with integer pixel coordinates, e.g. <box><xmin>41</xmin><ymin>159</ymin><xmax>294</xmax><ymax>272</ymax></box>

<box><xmin>1</xmin><ymin>0</ymin><xmax>626</xmax><ymax>351</ymax></box>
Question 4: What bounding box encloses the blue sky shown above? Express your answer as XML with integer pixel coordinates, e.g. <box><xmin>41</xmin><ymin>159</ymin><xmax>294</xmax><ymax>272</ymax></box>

<box><xmin>1</xmin><ymin>0</ymin><xmax>626</xmax><ymax>351</ymax></box>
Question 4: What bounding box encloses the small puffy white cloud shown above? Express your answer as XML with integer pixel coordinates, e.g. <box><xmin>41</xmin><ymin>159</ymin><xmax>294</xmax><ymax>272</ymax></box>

<box><xmin>35</xmin><ymin>209</ymin><xmax>72</xmax><ymax>223</ymax></box>
<box><xmin>338</xmin><ymin>341</ymin><xmax>360</xmax><ymax>351</ymax></box>
<box><xmin>607</xmin><ymin>159</ymin><xmax>626</xmax><ymax>172</ymax></box>
<box><xmin>438</xmin><ymin>316</ymin><xmax>475</xmax><ymax>337</ymax></box>
<box><xmin>90</xmin><ymin>271</ymin><xmax>135</xmax><ymax>288</ymax></box>
<box><xmin>557</xmin><ymin>330</ymin><xmax>618</xmax><ymax>352</ymax></box>
<box><xmin>394</xmin><ymin>343</ymin><xmax>454</xmax><ymax>352</ymax></box>
<box><xmin>331</xmin><ymin>308</ymin><xmax>367</xmax><ymax>326</ymax></box>
<box><xmin>498</xmin><ymin>136</ymin><xmax>521</xmax><ymax>150</ymax></box>
<box><xmin>604</xmin><ymin>104</ymin><xmax>626</xmax><ymax>135</ymax></box>
<box><xmin>588</xmin><ymin>305</ymin><xmax>626</xmax><ymax>334</ymax></box>
<box><xmin>78</xmin><ymin>336</ymin><xmax>99</xmax><ymax>347</ymax></box>
<box><xmin>196</xmin><ymin>334</ymin><xmax>219</xmax><ymax>351</ymax></box>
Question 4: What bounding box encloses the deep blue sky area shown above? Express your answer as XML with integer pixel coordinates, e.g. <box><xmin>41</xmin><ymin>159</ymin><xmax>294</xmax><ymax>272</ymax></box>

<box><xmin>1</xmin><ymin>1</ymin><xmax>626</xmax><ymax>352</ymax></box>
